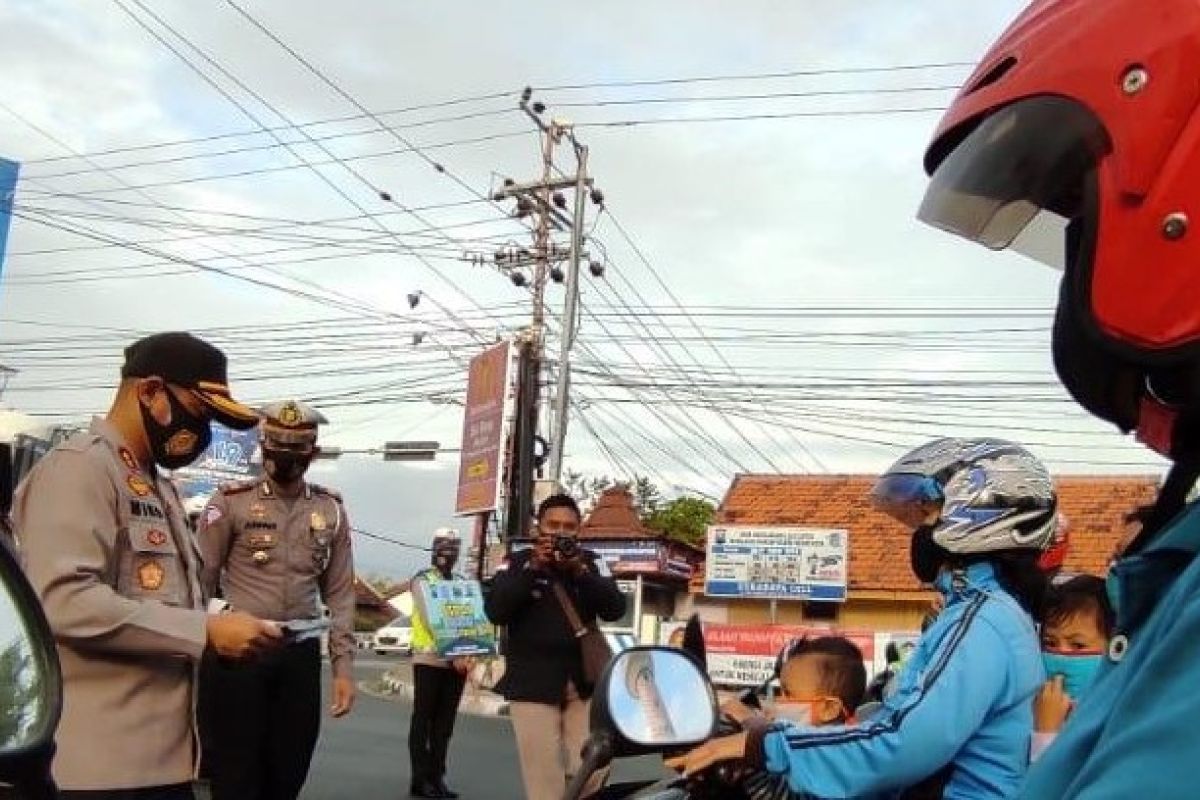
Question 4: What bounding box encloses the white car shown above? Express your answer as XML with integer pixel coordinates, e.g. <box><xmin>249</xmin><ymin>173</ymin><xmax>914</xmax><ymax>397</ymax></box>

<box><xmin>372</xmin><ymin>621</ymin><xmax>413</xmax><ymax>655</ymax></box>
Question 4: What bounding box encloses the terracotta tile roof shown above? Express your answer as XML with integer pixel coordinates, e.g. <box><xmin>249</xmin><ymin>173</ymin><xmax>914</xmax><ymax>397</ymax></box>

<box><xmin>713</xmin><ymin>473</ymin><xmax>1160</xmax><ymax>592</ymax></box>
<box><xmin>354</xmin><ymin>577</ymin><xmax>390</xmax><ymax>609</ymax></box>
<box><xmin>581</xmin><ymin>487</ymin><xmax>651</xmax><ymax>539</ymax></box>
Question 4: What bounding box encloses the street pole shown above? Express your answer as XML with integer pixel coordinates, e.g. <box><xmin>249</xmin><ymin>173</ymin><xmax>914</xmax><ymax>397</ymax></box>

<box><xmin>548</xmin><ymin>142</ymin><xmax>588</xmax><ymax>485</ymax></box>
<box><xmin>505</xmin><ymin>336</ymin><xmax>539</xmax><ymax>542</ymax></box>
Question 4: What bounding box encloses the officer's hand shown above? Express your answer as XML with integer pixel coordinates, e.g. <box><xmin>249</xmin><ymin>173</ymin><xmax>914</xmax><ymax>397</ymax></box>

<box><xmin>1034</xmin><ymin>675</ymin><xmax>1073</xmax><ymax>732</ymax></box>
<box><xmin>206</xmin><ymin>612</ymin><xmax>282</xmax><ymax>659</ymax></box>
<box><xmin>331</xmin><ymin>676</ymin><xmax>355</xmax><ymax>718</ymax></box>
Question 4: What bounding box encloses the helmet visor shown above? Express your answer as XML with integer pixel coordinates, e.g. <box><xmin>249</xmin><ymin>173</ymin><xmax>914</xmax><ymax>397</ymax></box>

<box><xmin>919</xmin><ymin>96</ymin><xmax>1107</xmax><ymax>270</ymax></box>
<box><xmin>870</xmin><ymin>473</ymin><xmax>944</xmax><ymax>528</ymax></box>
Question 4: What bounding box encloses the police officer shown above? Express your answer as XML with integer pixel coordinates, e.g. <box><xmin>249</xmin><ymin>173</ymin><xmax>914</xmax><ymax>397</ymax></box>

<box><xmin>198</xmin><ymin>399</ymin><xmax>356</xmax><ymax>800</ymax></box>
<box><xmin>12</xmin><ymin>332</ymin><xmax>282</xmax><ymax>799</ymax></box>
<box><xmin>408</xmin><ymin>529</ymin><xmax>473</xmax><ymax>799</ymax></box>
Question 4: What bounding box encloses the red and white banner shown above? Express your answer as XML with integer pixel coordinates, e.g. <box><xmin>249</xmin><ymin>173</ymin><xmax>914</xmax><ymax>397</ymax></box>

<box><xmin>661</xmin><ymin>622</ymin><xmax>876</xmax><ymax>687</ymax></box>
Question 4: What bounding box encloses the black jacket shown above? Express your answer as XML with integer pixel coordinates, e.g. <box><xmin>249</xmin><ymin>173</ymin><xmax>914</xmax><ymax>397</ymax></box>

<box><xmin>484</xmin><ymin>547</ymin><xmax>626</xmax><ymax>704</ymax></box>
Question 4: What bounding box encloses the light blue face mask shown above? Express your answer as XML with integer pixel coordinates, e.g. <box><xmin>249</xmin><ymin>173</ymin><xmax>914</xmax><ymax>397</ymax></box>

<box><xmin>1042</xmin><ymin>651</ymin><xmax>1104</xmax><ymax>699</ymax></box>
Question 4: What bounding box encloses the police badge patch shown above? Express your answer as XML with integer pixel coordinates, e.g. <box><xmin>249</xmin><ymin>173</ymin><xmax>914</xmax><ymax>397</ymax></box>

<box><xmin>127</xmin><ymin>474</ymin><xmax>153</xmax><ymax>497</ymax></box>
<box><xmin>137</xmin><ymin>559</ymin><xmax>166</xmax><ymax>591</ymax></box>
<box><xmin>279</xmin><ymin>401</ymin><xmax>302</xmax><ymax>427</ymax></box>
<box><xmin>164</xmin><ymin>429</ymin><xmax>198</xmax><ymax>458</ymax></box>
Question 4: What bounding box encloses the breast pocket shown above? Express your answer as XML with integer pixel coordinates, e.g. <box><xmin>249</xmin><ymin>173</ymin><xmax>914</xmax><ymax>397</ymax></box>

<box><xmin>118</xmin><ymin>522</ymin><xmax>186</xmax><ymax>605</ymax></box>
<box><xmin>307</xmin><ymin>530</ymin><xmax>332</xmax><ymax>575</ymax></box>
<box><xmin>237</xmin><ymin>526</ymin><xmax>281</xmax><ymax>570</ymax></box>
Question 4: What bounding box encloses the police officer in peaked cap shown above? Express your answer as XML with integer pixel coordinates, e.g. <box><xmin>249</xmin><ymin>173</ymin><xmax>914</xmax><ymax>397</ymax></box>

<box><xmin>198</xmin><ymin>399</ymin><xmax>357</xmax><ymax>800</ymax></box>
<box><xmin>11</xmin><ymin>331</ymin><xmax>282</xmax><ymax>798</ymax></box>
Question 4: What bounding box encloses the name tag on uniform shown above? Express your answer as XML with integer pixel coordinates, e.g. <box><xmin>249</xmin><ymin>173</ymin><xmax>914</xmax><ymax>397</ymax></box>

<box><xmin>245</xmin><ymin>520</ymin><xmax>277</xmax><ymax>531</ymax></box>
<box><xmin>130</xmin><ymin>500</ymin><xmax>165</xmax><ymax>520</ymax></box>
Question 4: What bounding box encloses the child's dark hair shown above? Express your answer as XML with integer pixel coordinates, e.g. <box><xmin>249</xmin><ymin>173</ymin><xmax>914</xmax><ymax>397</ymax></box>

<box><xmin>537</xmin><ymin>492</ymin><xmax>582</xmax><ymax>523</ymax></box>
<box><xmin>1043</xmin><ymin>574</ymin><xmax>1115</xmax><ymax>638</ymax></box>
<box><xmin>784</xmin><ymin>636</ymin><xmax>867</xmax><ymax>712</ymax></box>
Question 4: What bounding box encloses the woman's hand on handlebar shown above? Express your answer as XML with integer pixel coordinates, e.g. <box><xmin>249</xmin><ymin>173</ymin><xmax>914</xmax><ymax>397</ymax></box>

<box><xmin>663</xmin><ymin>731</ymin><xmax>749</xmax><ymax>778</ymax></box>
<box><xmin>720</xmin><ymin>699</ymin><xmax>760</xmax><ymax>726</ymax></box>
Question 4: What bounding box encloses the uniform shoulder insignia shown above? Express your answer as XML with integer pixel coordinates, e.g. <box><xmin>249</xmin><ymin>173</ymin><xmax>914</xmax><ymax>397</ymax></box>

<box><xmin>62</xmin><ymin>431</ymin><xmax>103</xmax><ymax>454</ymax></box>
<box><xmin>310</xmin><ymin>483</ymin><xmax>343</xmax><ymax>502</ymax></box>
<box><xmin>220</xmin><ymin>478</ymin><xmax>261</xmax><ymax>496</ymax></box>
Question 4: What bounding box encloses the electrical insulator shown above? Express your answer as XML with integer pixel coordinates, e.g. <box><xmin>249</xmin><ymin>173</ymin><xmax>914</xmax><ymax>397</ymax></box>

<box><xmin>589</xmin><ymin>260</ymin><xmax>606</xmax><ymax>278</ymax></box>
<box><xmin>550</xmin><ymin>267</ymin><xmax>565</xmax><ymax>283</ymax></box>
<box><xmin>511</xmin><ymin>271</ymin><xmax>528</xmax><ymax>288</ymax></box>
<box><xmin>552</xmin><ymin>192</ymin><xmax>567</xmax><ymax>209</ymax></box>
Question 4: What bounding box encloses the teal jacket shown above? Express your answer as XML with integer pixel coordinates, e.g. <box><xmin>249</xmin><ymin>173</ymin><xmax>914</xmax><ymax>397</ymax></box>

<box><xmin>759</xmin><ymin>563</ymin><xmax>1043</xmax><ymax>799</ymax></box>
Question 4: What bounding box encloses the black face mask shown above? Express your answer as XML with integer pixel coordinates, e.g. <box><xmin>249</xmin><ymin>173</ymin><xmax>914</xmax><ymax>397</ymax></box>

<box><xmin>141</xmin><ymin>387</ymin><xmax>212</xmax><ymax>470</ymax></box>
<box><xmin>910</xmin><ymin>524</ymin><xmax>952</xmax><ymax>585</ymax></box>
<box><xmin>433</xmin><ymin>549</ymin><xmax>459</xmax><ymax>573</ymax></box>
<box><xmin>264</xmin><ymin>449</ymin><xmax>312</xmax><ymax>485</ymax></box>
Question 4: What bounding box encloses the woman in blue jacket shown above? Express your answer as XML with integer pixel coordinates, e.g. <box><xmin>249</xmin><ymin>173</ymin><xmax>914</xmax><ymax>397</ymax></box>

<box><xmin>671</xmin><ymin>438</ymin><xmax>1054</xmax><ymax>799</ymax></box>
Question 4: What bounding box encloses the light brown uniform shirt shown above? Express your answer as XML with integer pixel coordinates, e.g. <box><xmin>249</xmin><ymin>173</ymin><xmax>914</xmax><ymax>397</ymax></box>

<box><xmin>12</xmin><ymin>418</ymin><xmax>208</xmax><ymax>791</ymax></box>
<box><xmin>198</xmin><ymin>477</ymin><xmax>355</xmax><ymax>678</ymax></box>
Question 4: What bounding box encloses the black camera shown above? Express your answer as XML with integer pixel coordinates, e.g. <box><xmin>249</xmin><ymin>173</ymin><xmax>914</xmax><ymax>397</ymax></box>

<box><xmin>552</xmin><ymin>534</ymin><xmax>579</xmax><ymax>560</ymax></box>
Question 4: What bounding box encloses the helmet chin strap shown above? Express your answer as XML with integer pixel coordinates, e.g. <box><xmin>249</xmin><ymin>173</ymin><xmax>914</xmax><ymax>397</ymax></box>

<box><xmin>1126</xmin><ymin>389</ymin><xmax>1200</xmax><ymax>554</ymax></box>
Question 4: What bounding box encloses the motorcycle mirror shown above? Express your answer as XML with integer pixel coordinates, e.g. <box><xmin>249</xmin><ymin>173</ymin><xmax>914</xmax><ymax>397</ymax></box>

<box><xmin>606</xmin><ymin>648</ymin><xmax>716</xmax><ymax>748</ymax></box>
<box><xmin>0</xmin><ymin>535</ymin><xmax>63</xmax><ymax>799</ymax></box>
<box><xmin>563</xmin><ymin>647</ymin><xmax>717</xmax><ymax>800</ymax></box>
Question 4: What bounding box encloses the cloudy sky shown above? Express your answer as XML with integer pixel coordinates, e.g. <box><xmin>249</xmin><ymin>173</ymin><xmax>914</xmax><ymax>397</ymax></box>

<box><xmin>0</xmin><ymin>1</ymin><xmax>1166</xmax><ymax>576</ymax></box>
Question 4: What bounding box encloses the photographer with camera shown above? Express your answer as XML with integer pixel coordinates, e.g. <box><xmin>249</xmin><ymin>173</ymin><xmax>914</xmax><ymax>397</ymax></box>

<box><xmin>484</xmin><ymin>493</ymin><xmax>626</xmax><ymax>800</ymax></box>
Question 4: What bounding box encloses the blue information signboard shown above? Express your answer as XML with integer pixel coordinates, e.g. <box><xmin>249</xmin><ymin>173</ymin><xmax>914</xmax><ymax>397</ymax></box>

<box><xmin>704</xmin><ymin>525</ymin><xmax>848</xmax><ymax>602</ymax></box>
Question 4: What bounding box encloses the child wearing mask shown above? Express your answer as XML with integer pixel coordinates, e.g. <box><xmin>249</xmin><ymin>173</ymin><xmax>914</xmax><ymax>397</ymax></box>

<box><xmin>1032</xmin><ymin>575</ymin><xmax>1115</xmax><ymax>762</ymax></box>
<box><xmin>710</xmin><ymin>637</ymin><xmax>867</xmax><ymax>800</ymax></box>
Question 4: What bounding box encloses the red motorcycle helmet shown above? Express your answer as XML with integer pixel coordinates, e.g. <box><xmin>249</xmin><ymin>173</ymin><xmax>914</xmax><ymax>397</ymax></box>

<box><xmin>920</xmin><ymin>0</ymin><xmax>1200</xmax><ymax>460</ymax></box>
<box><xmin>1037</xmin><ymin>513</ymin><xmax>1070</xmax><ymax>574</ymax></box>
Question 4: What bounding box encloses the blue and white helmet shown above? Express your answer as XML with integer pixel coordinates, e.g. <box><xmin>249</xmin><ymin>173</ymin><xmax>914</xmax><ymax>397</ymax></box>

<box><xmin>871</xmin><ymin>437</ymin><xmax>1058</xmax><ymax>556</ymax></box>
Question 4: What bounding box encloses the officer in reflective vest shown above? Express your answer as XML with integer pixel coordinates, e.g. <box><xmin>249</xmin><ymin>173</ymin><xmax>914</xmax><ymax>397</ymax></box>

<box><xmin>408</xmin><ymin>529</ymin><xmax>474</xmax><ymax>799</ymax></box>
<box><xmin>198</xmin><ymin>400</ymin><xmax>356</xmax><ymax>800</ymax></box>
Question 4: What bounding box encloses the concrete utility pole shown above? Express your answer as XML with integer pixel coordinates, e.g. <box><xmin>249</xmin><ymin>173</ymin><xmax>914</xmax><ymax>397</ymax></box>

<box><xmin>547</xmin><ymin>142</ymin><xmax>589</xmax><ymax>485</ymax></box>
<box><xmin>477</xmin><ymin>90</ymin><xmax>604</xmax><ymax>538</ymax></box>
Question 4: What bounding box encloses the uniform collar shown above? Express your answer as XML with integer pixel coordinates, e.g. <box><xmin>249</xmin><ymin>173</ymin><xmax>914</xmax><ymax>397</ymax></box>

<box><xmin>91</xmin><ymin>417</ymin><xmax>148</xmax><ymax>474</ymax></box>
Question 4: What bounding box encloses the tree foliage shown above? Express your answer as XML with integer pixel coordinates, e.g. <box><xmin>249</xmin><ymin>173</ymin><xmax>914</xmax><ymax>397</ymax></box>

<box><xmin>644</xmin><ymin>496</ymin><xmax>716</xmax><ymax>548</ymax></box>
<box><xmin>563</xmin><ymin>471</ymin><xmax>713</xmax><ymax>547</ymax></box>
